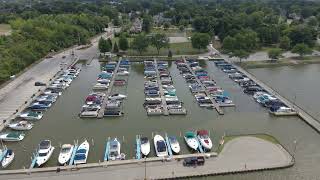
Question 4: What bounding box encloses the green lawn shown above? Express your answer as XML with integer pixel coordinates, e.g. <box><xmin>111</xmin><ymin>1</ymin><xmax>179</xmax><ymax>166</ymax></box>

<box><xmin>0</xmin><ymin>24</ymin><xmax>11</xmax><ymax>35</ymax></box>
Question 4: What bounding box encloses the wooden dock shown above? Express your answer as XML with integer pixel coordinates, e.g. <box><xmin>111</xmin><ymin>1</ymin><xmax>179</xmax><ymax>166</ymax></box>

<box><xmin>154</xmin><ymin>59</ymin><xmax>169</xmax><ymax>116</ymax></box>
<box><xmin>183</xmin><ymin>58</ymin><xmax>224</xmax><ymax>115</ymax></box>
<box><xmin>97</xmin><ymin>61</ymin><xmax>121</xmax><ymax>118</ymax></box>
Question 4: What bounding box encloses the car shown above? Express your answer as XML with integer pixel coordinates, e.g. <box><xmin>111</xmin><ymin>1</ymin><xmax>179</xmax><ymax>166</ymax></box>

<box><xmin>183</xmin><ymin>156</ymin><xmax>205</xmax><ymax>167</ymax></box>
<box><xmin>35</xmin><ymin>82</ymin><xmax>46</xmax><ymax>86</ymax></box>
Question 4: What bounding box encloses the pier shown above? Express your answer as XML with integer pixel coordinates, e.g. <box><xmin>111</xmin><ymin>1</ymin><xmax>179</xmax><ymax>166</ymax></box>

<box><xmin>154</xmin><ymin>59</ymin><xmax>169</xmax><ymax>116</ymax></box>
<box><xmin>183</xmin><ymin>58</ymin><xmax>224</xmax><ymax>115</ymax></box>
<box><xmin>104</xmin><ymin>137</ymin><xmax>110</xmax><ymax>161</ymax></box>
<box><xmin>69</xmin><ymin>141</ymin><xmax>78</xmax><ymax>166</ymax></box>
<box><xmin>97</xmin><ymin>60</ymin><xmax>121</xmax><ymax>118</ymax></box>
<box><xmin>135</xmin><ymin>135</ymin><xmax>141</xmax><ymax>160</ymax></box>
<box><xmin>165</xmin><ymin>133</ymin><xmax>173</xmax><ymax>157</ymax></box>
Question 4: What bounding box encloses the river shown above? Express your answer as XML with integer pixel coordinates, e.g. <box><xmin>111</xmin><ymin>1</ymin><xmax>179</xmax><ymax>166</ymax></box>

<box><xmin>3</xmin><ymin>61</ymin><xmax>320</xmax><ymax>179</ymax></box>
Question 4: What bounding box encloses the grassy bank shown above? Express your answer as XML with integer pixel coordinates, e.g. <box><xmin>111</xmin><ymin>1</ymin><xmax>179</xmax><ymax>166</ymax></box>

<box><xmin>0</xmin><ymin>24</ymin><xmax>11</xmax><ymax>35</ymax></box>
<box><xmin>240</xmin><ymin>56</ymin><xmax>320</xmax><ymax>69</ymax></box>
<box><xmin>217</xmin><ymin>134</ymin><xmax>280</xmax><ymax>153</ymax></box>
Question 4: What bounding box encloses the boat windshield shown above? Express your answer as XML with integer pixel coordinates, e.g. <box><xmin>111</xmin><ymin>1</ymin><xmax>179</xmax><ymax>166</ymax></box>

<box><xmin>61</xmin><ymin>147</ymin><xmax>71</xmax><ymax>153</ymax></box>
<box><xmin>156</xmin><ymin>141</ymin><xmax>166</xmax><ymax>152</ymax></box>
<box><xmin>39</xmin><ymin>140</ymin><xmax>50</xmax><ymax>149</ymax></box>
<box><xmin>39</xmin><ymin>152</ymin><xmax>48</xmax><ymax>157</ymax></box>
<box><xmin>141</xmin><ymin>137</ymin><xmax>148</xmax><ymax>144</ymax></box>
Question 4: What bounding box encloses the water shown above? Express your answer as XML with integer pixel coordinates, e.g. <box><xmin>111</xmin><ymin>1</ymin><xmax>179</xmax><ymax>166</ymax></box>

<box><xmin>3</xmin><ymin>61</ymin><xmax>320</xmax><ymax>179</ymax></box>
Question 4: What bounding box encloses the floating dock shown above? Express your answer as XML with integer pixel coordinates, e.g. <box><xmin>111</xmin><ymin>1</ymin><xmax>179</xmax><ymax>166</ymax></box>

<box><xmin>104</xmin><ymin>137</ymin><xmax>110</xmax><ymax>161</ymax></box>
<box><xmin>69</xmin><ymin>141</ymin><xmax>78</xmax><ymax>166</ymax></box>
<box><xmin>135</xmin><ymin>135</ymin><xmax>141</xmax><ymax>160</ymax></box>
<box><xmin>97</xmin><ymin>60</ymin><xmax>121</xmax><ymax>118</ymax></box>
<box><xmin>183</xmin><ymin>58</ymin><xmax>224</xmax><ymax>115</ymax></box>
<box><xmin>154</xmin><ymin>59</ymin><xmax>169</xmax><ymax>116</ymax></box>
<box><xmin>0</xmin><ymin>147</ymin><xmax>7</xmax><ymax>162</ymax></box>
<box><xmin>195</xmin><ymin>137</ymin><xmax>204</xmax><ymax>153</ymax></box>
<box><xmin>29</xmin><ymin>152</ymin><xmax>39</xmax><ymax>169</ymax></box>
<box><xmin>165</xmin><ymin>133</ymin><xmax>173</xmax><ymax>157</ymax></box>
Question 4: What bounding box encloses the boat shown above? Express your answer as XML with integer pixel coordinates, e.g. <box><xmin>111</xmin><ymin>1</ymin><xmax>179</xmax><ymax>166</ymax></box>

<box><xmin>58</xmin><ymin>144</ymin><xmax>74</xmax><ymax>165</ymax></box>
<box><xmin>140</xmin><ymin>137</ymin><xmax>150</xmax><ymax>156</ymax></box>
<box><xmin>104</xmin><ymin>110</ymin><xmax>124</xmax><ymax>117</ymax></box>
<box><xmin>153</xmin><ymin>135</ymin><xmax>168</xmax><ymax>157</ymax></box>
<box><xmin>184</xmin><ymin>131</ymin><xmax>199</xmax><ymax>151</ymax></box>
<box><xmin>93</xmin><ymin>83</ymin><xmax>109</xmax><ymax>90</ymax></box>
<box><xmin>114</xmin><ymin>79</ymin><xmax>126</xmax><ymax>86</ymax></box>
<box><xmin>269</xmin><ymin>106</ymin><xmax>297</xmax><ymax>116</ymax></box>
<box><xmin>108</xmin><ymin>138</ymin><xmax>121</xmax><ymax>161</ymax></box>
<box><xmin>146</xmin><ymin>106</ymin><xmax>163</xmax><ymax>115</ymax></box>
<box><xmin>0</xmin><ymin>132</ymin><xmax>25</xmax><ymax>142</ymax></box>
<box><xmin>108</xmin><ymin>94</ymin><xmax>127</xmax><ymax>100</ymax></box>
<box><xmin>117</xmin><ymin>70</ymin><xmax>130</xmax><ymax>76</ymax></box>
<box><xmin>73</xmin><ymin>140</ymin><xmax>90</xmax><ymax>165</ymax></box>
<box><xmin>1</xmin><ymin>149</ymin><xmax>14</xmax><ymax>168</ymax></box>
<box><xmin>197</xmin><ymin>130</ymin><xmax>213</xmax><ymax>151</ymax></box>
<box><xmin>36</xmin><ymin>140</ymin><xmax>55</xmax><ymax>167</ymax></box>
<box><xmin>19</xmin><ymin>111</ymin><xmax>43</xmax><ymax>120</ymax></box>
<box><xmin>28</xmin><ymin>102</ymin><xmax>50</xmax><ymax>110</ymax></box>
<box><xmin>168</xmin><ymin>136</ymin><xmax>180</xmax><ymax>154</ymax></box>
<box><xmin>8</xmin><ymin>121</ymin><xmax>33</xmax><ymax>131</ymax></box>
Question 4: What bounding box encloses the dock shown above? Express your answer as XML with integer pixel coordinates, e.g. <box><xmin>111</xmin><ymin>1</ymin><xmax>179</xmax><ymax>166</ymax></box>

<box><xmin>195</xmin><ymin>138</ymin><xmax>204</xmax><ymax>153</ymax></box>
<box><xmin>135</xmin><ymin>135</ymin><xmax>141</xmax><ymax>160</ymax></box>
<box><xmin>97</xmin><ymin>60</ymin><xmax>121</xmax><ymax>118</ymax></box>
<box><xmin>104</xmin><ymin>137</ymin><xmax>110</xmax><ymax>161</ymax></box>
<box><xmin>154</xmin><ymin>59</ymin><xmax>169</xmax><ymax>116</ymax></box>
<box><xmin>29</xmin><ymin>152</ymin><xmax>39</xmax><ymax>169</ymax></box>
<box><xmin>0</xmin><ymin>147</ymin><xmax>7</xmax><ymax>162</ymax></box>
<box><xmin>183</xmin><ymin>58</ymin><xmax>224</xmax><ymax>115</ymax></box>
<box><xmin>164</xmin><ymin>133</ymin><xmax>173</xmax><ymax>157</ymax></box>
<box><xmin>68</xmin><ymin>141</ymin><xmax>78</xmax><ymax>166</ymax></box>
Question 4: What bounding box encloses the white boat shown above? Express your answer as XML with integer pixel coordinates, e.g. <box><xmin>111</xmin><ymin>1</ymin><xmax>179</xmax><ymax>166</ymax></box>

<box><xmin>269</xmin><ymin>106</ymin><xmax>297</xmax><ymax>116</ymax></box>
<box><xmin>58</xmin><ymin>144</ymin><xmax>74</xmax><ymax>165</ymax></box>
<box><xmin>168</xmin><ymin>136</ymin><xmax>180</xmax><ymax>154</ymax></box>
<box><xmin>108</xmin><ymin>94</ymin><xmax>127</xmax><ymax>100</ymax></box>
<box><xmin>197</xmin><ymin>130</ymin><xmax>213</xmax><ymax>151</ymax></box>
<box><xmin>140</xmin><ymin>137</ymin><xmax>150</xmax><ymax>156</ymax></box>
<box><xmin>147</xmin><ymin>106</ymin><xmax>163</xmax><ymax>115</ymax></box>
<box><xmin>0</xmin><ymin>132</ymin><xmax>25</xmax><ymax>142</ymax></box>
<box><xmin>93</xmin><ymin>83</ymin><xmax>109</xmax><ymax>90</ymax></box>
<box><xmin>19</xmin><ymin>111</ymin><xmax>43</xmax><ymax>120</ymax></box>
<box><xmin>108</xmin><ymin>138</ymin><xmax>121</xmax><ymax>161</ymax></box>
<box><xmin>1</xmin><ymin>149</ymin><xmax>14</xmax><ymax>168</ymax></box>
<box><xmin>153</xmin><ymin>135</ymin><xmax>168</xmax><ymax>157</ymax></box>
<box><xmin>117</xmin><ymin>70</ymin><xmax>129</xmax><ymax>76</ymax></box>
<box><xmin>73</xmin><ymin>140</ymin><xmax>90</xmax><ymax>165</ymax></box>
<box><xmin>36</xmin><ymin>140</ymin><xmax>55</xmax><ymax>167</ymax></box>
<box><xmin>8</xmin><ymin>121</ymin><xmax>33</xmax><ymax>131</ymax></box>
<box><xmin>184</xmin><ymin>132</ymin><xmax>198</xmax><ymax>151</ymax></box>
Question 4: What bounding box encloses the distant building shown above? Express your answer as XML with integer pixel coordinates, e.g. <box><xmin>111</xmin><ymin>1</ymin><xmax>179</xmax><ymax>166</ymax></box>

<box><xmin>130</xmin><ymin>18</ymin><xmax>142</xmax><ymax>33</ymax></box>
<box><xmin>153</xmin><ymin>13</ymin><xmax>171</xmax><ymax>26</ymax></box>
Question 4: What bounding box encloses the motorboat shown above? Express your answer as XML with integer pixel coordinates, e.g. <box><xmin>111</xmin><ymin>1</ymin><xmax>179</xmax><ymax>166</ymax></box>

<box><xmin>1</xmin><ymin>149</ymin><xmax>14</xmax><ymax>168</ymax></box>
<box><xmin>29</xmin><ymin>103</ymin><xmax>50</xmax><ymax>111</ymax></box>
<box><xmin>140</xmin><ymin>137</ymin><xmax>150</xmax><ymax>156</ymax></box>
<box><xmin>97</xmin><ymin>78</ymin><xmax>111</xmax><ymax>84</ymax></box>
<box><xmin>36</xmin><ymin>140</ymin><xmax>55</xmax><ymax>167</ymax></box>
<box><xmin>58</xmin><ymin>144</ymin><xmax>74</xmax><ymax>165</ymax></box>
<box><xmin>146</xmin><ymin>106</ymin><xmax>163</xmax><ymax>115</ymax></box>
<box><xmin>114</xmin><ymin>79</ymin><xmax>126</xmax><ymax>86</ymax></box>
<box><xmin>197</xmin><ymin>130</ymin><xmax>213</xmax><ymax>151</ymax></box>
<box><xmin>269</xmin><ymin>106</ymin><xmax>297</xmax><ymax>116</ymax></box>
<box><xmin>153</xmin><ymin>135</ymin><xmax>168</xmax><ymax>157</ymax></box>
<box><xmin>73</xmin><ymin>140</ymin><xmax>90</xmax><ymax>164</ymax></box>
<box><xmin>168</xmin><ymin>136</ymin><xmax>180</xmax><ymax>154</ymax></box>
<box><xmin>117</xmin><ymin>70</ymin><xmax>129</xmax><ymax>76</ymax></box>
<box><xmin>0</xmin><ymin>132</ymin><xmax>25</xmax><ymax>142</ymax></box>
<box><xmin>8</xmin><ymin>121</ymin><xmax>33</xmax><ymax>131</ymax></box>
<box><xmin>184</xmin><ymin>131</ymin><xmax>199</xmax><ymax>151</ymax></box>
<box><xmin>108</xmin><ymin>138</ymin><xmax>121</xmax><ymax>161</ymax></box>
<box><xmin>168</xmin><ymin>108</ymin><xmax>187</xmax><ymax>115</ymax></box>
<box><xmin>104</xmin><ymin>110</ymin><xmax>124</xmax><ymax>117</ymax></box>
<box><xmin>108</xmin><ymin>94</ymin><xmax>127</xmax><ymax>100</ymax></box>
<box><xmin>93</xmin><ymin>83</ymin><xmax>109</xmax><ymax>90</ymax></box>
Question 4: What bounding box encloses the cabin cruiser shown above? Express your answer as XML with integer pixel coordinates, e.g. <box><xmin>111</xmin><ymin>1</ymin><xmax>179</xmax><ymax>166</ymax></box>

<box><xmin>197</xmin><ymin>130</ymin><xmax>213</xmax><ymax>151</ymax></box>
<box><xmin>269</xmin><ymin>106</ymin><xmax>297</xmax><ymax>116</ymax></box>
<box><xmin>58</xmin><ymin>144</ymin><xmax>74</xmax><ymax>165</ymax></box>
<box><xmin>19</xmin><ymin>111</ymin><xmax>43</xmax><ymax>120</ymax></box>
<box><xmin>36</xmin><ymin>140</ymin><xmax>55</xmax><ymax>167</ymax></box>
<box><xmin>168</xmin><ymin>136</ymin><xmax>180</xmax><ymax>154</ymax></box>
<box><xmin>0</xmin><ymin>132</ymin><xmax>25</xmax><ymax>142</ymax></box>
<box><xmin>184</xmin><ymin>132</ymin><xmax>199</xmax><ymax>151</ymax></box>
<box><xmin>108</xmin><ymin>94</ymin><xmax>127</xmax><ymax>100</ymax></box>
<box><xmin>73</xmin><ymin>140</ymin><xmax>90</xmax><ymax>164</ymax></box>
<box><xmin>140</xmin><ymin>137</ymin><xmax>150</xmax><ymax>156</ymax></box>
<box><xmin>108</xmin><ymin>138</ymin><xmax>122</xmax><ymax>161</ymax></box>
<box><xmin>1</xmin><ymin>149</ymin><xmax>14</xmax><ymax>168</ymax></box>
<box><xmin>153</xmin><ymin>135</ymin><xmax>168</xmax><ymax>157</ymax></box>
<box><xmin>8</xmin><ymin>121</ymin><xmax>33</xmax><ymax>131</ymax></box>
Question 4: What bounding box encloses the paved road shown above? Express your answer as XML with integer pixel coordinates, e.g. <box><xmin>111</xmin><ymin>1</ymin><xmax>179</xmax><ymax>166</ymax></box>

<box><xmin>2</xmin><ymin>137</ymin><xmax>292</xmax><ymax>180</ymax></box>
<box><xmin>0</xmin><ymin>32</ymin><xmax>111</xmax><ymax>129</ymax></box>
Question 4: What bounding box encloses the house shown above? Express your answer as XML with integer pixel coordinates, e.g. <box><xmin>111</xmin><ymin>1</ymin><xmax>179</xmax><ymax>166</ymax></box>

<box><xmin>130</xmin><ymin>18</ymin><xmax>142</xmax><ymax>33</ymax></box>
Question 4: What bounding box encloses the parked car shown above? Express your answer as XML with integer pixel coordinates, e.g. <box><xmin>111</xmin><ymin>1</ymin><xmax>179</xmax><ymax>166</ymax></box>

<box><xmin>35</xmin><ymin>82</ymin><xmax>46</xmax><ymax>86</ymax></box>
<box><xmin>183</xmin><ymin>156</ymin><xmax>205</xmax><ymax>166</ymax></box>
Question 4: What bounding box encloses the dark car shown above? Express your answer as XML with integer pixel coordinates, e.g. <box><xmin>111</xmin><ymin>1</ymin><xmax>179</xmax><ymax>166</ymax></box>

<box><xmin>35</xmin><ymin>82</ymin><xmax>46</xmax><ymax>86</ymax></box>
<box><xmin>183</xmin><ymin>156</ymin><xmax>205</xmax><ymax>167</ymax></box>
<box><xmin>243</xmin><ymin>86</ymin><xmax>263</xmax><ymax>95</ymax></box>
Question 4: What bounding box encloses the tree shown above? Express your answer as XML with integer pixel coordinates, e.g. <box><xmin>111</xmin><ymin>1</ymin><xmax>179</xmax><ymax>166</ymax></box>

<box><xmin>142</xmin><ymin>15</ymin><xmax>153</xmax><ymax>33</ymax></box>
<box><xmin>163</xmin><ymin>22</ymin><xmax>170</xmax><ymax>30</ymax></box>
<box><xmin>168</xmin><ymin>50</ymin><xmax>173</xmax><ymax>58</ymax></box>
<box><xmin>279</xmin><ymin>36</ymin><xmax>291</xmax><ymax>50</ymax></box>
<box><xmin>131</xmin><ymin>34</ymin><xmax>149</xmax><ymax>55</ymax></box>
<box><xmin>150</xmin><ymin>33</ymin><xmax>169</xmax><ymax>55</ymax></box>
<box><xmin>107</xmin><ymin>38</ymin><xmax>112</xmax><ymax>48</ymax></box>
<box><xmin>222</xmin><ymin>36</ymin><xmax>236</xmax><ymax>53</ymax></box>
<box><xmin>179</xmin><ymin>25</ymin><xmax>185</xmax><ymax>32</ymax></box>
<box><xmin>268</xmin><ymin>48</ymin><xmax>282</xmax><ymax>60</ymax></box>
<box><xmin>119</xmin><ymin>35</ymin><xmax>129</xmax><ymax>51</ymax></box>
<box><xmin>98</xmin><ymin>37</ymin><xmax>111</xmax><ymax>54</ymax></box>
<box><xmin>233</xmin><ymin>50</ymin><xmax>249</xmax><ymax>63</ymax></box>
<box><xmin>291</xmin><ymin>43</ymin><xmax>312</xmax><ymax>58</ymax></box>
<box><xmin>113</xmin><ymin>42</ymin><xmax>119</xmax><ymax>53</ymax></box>
<box><xmin>191</xmin><ymin>33</ymin><xmax>210</xmax><ymax>51</ymax></box>
<box><xmin>287</xmin><ymin>26</ymin><xmax>316</xmax><ymax>47</ymax></box>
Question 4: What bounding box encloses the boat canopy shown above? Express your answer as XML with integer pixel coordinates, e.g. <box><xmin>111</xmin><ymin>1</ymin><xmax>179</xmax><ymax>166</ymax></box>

<box><xmin>39</xmin><ymin>140</ymin><xmax>51</xmax><ymax>149</ymax></box>
<box><xmin>141</xmin><ymin>137</ymin><xmax>148</xmax><ymax>144</ymax></box>
<box><xmin>185</xmin><ymin>131</ymin><xmax>195</xmax><ymax>138</ymax></box>
<box><xmin>7</xmin><ymin>132</ymin><xmax>22</xmax><ymax>138</ymax></box>
<box><xmin>74</xmin><ymin>154</ymin><xmax>86</xmax><ymax>160</ymax></box>
<box><xmin>76</xmin><ymin>149</ymin><xmax>87</xmax><ymax>154</ymax></box>
<box><xmin>197</xmin><ymin>130</ymin><xmax>208</xmax><ymax>136</ymax></box>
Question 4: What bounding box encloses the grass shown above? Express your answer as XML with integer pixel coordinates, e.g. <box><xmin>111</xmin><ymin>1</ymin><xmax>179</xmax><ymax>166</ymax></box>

<box><xmin>240</xmin><ymin>56</ymin><xmax>320</xmax><ymax>69</ymax></box>
<box><xmin>217</xmin><ymin>134</ymin><xmax>280</xmax><ymax>153</ymax></box>
<box><xmin>0</xmin><ymin>24</ymin><xmax>11</xmax><ymax>35</ymax></box>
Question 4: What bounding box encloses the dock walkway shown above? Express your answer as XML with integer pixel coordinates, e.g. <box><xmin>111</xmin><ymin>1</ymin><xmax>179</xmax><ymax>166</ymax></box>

<box><xmin>154</xmin><ymin>59</ymin><xmax>169</xmax><ymax>116</ymax></box>
<box><xmin>183</xmin><ymin>58</ymin><xmax>224</xmax><ymax>115</ymax></box>
<box><xmin>97</xmin><ymin>61</ymin><xmax>121</xmax><ymax>118</ymax></box>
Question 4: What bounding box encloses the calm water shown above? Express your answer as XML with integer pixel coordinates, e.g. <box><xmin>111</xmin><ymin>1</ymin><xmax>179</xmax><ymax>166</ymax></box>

<box><xmin>4</xmin><ymin>61</ymin><xmax>320</xmax><ymax>179</ymax></box>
